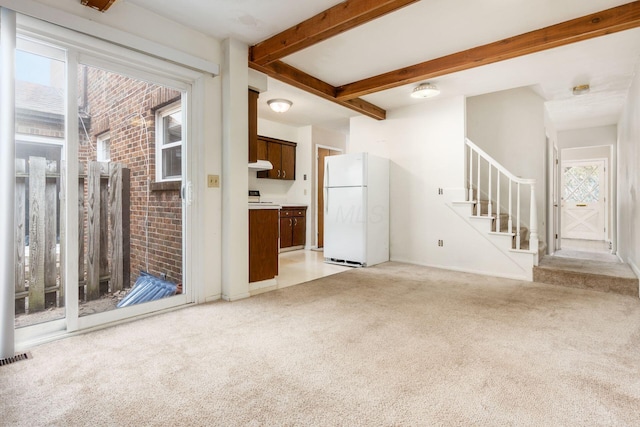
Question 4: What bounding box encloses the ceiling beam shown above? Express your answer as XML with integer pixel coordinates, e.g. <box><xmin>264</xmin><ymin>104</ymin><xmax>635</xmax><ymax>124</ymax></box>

<box><xmin>336</xmin><ymin>1</ymin><xmax>640</xmax><ymax>100</ymax></box>
<box><xmin>249</xmin><ymin>60</ymin><xmax>386</xmax><ymax>120</ymax></box>
<box><xmin>80</xmin><ymin>0</ymin><xmax>117</xmax><ymax>12</ymax></box>
<box><xmin>250</xmin><ymin>0</ymin><xmax>419</xmax><ymax>66</ymax></box>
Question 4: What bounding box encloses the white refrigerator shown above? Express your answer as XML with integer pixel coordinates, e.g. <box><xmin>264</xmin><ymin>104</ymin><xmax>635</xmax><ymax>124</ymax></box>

<box><xmin>324</xmin><ymin>152</ymin><xmax>389</xmax><ymax>267</ymax></box>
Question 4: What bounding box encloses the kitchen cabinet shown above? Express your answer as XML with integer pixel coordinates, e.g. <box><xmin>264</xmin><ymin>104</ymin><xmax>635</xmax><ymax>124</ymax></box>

<box><xmin>248</xmin><ymin>89</ymin><xmax>259</xmax><ymax>163</ymax></box>
<box><xmin>257</xmin><ymin>136</ymin><xmax>296</xmax><ymax>180</ymax></box>
<box><xmin>280</xmin><ymin>206</ymin><xmax>307</xmax><ymax>250</ymax></box>
<box><xmin>249</xmin><ymin>207</ymin><xmax>279</xmax><ymax>282</ymax></box>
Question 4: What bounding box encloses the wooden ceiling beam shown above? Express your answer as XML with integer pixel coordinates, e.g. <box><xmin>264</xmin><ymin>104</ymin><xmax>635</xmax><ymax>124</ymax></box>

<box><xmin>249</xmin><ymin>60</ymin><xmax>386</xmax><ymax>120</ymax></box>
<box><xmin>80</xmin><ymin>0</ymin><xmax>117</xmax><ymax>12</ymax></box>
<box><xmin>250</xmin><ymin>0</ymin><xmax>419</xmax><ymax>66</ymax></box>
<box><xmin>336</xmin><ymin>1</ymin><xmax>640</xmax><ymax>100</ymax></box>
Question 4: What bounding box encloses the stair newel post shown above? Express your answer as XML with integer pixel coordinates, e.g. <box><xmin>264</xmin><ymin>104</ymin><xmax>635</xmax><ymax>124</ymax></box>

<box><xmin>496</xmin><ymin>173</ymin><xmax>501</xmax><ymax>233</ymax></box>
<box><xmin>516</xmin><ymin>182</ymin><xmax>521</xmax><ymax>250</ymax></box>
<box><xmin>468</xmin><ymin>145</ymin><xmax>474</xmax><ymax>202</ymax></box>
<box><xmin>476</xmin><ymin>153</ymin><xmax>481</xmax><ymax>216</ymax></box>
<box><xmin>508</xmin><ymin>179</ymin><xmax>513</xmax><ymax>235</ymax></box>
<box><xmin>529</xmin><ymin>182</ymin><xmax>539</xmax><ymax>264</ymax></box>
<box><xmin>487</xmin><ymin>165</ymin><xmax>493</xmax><ymax>218</ymax></box>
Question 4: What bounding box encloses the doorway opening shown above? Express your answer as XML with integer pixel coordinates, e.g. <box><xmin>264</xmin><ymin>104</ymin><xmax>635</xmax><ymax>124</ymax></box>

<box><xmin>315</xmin><ymin>145</ymin><xmax>342</xmax><ymax>249</ymax></box>
<box><xmin>557</xmin><ymin>145</ymin><xmax>615</xmax><ymax>261</ymax></box>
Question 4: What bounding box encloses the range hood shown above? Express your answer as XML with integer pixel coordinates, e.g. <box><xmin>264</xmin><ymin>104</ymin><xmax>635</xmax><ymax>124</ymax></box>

<box><xmin>248</xmin><ymin>159</ymin><xmax>273</xmax><ymax>171</ymax></box>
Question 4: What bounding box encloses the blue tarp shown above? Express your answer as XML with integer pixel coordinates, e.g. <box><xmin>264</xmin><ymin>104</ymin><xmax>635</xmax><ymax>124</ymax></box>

<box><xmin>116</xmin><ymin>272</ymin><xmax>177</xmax><ymax>308</ymax></box>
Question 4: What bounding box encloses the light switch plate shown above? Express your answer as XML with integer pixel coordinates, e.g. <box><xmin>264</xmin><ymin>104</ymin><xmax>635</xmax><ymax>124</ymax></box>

<box><xmin>207</xmin><ymin>174</ymin><xmax>219</xmax><ymax>188</ymax></box>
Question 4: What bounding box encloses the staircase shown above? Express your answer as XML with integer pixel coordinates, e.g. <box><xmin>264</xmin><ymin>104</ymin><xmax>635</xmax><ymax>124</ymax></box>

<box><xmin>449</xmin><ymin>138</ymin><xmax>544</xmax><ymax>280</ymax></box>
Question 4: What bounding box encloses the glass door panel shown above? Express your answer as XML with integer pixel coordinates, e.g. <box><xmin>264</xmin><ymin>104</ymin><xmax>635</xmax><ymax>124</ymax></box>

<box><xmin>14</xmin><ymin>37</ymin><xmax>66</xmax><ymax>328</ymax></box>
<box><xmin>76</xmin><ymin>63</ymin><xmax>185</xmax><ymax>317</ymax></box>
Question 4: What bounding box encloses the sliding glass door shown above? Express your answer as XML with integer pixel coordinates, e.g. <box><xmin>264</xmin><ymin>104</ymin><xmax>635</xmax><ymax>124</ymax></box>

<box><xmin>9</xmin><ymin>14</ymin><xmax>197</xmax><ymax>346</ymax></box>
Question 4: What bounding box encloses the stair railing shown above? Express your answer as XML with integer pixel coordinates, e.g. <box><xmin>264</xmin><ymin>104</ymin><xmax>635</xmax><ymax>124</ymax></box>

<box><xmin>466</xmin><ymin>138</ymin><xmax>538</xmax><ymax>252</ymax></box>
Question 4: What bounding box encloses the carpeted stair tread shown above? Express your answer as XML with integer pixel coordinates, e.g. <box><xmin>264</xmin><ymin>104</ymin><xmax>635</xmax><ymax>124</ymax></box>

<box><xmin>533</xmin><ymin>256</ymin><xmax>639</xmax><ymax>297</ymax></box>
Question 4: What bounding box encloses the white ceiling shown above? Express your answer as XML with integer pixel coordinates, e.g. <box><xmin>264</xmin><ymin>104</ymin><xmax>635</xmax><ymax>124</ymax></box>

<box><xmin>128</xmin><ymin>0</ymin><xmax>640</xmax><ymax>133</ymax></box>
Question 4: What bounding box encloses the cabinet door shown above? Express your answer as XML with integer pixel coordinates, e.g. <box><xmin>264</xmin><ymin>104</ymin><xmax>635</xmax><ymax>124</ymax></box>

<box><xmin>249</xmin><ymin>209</ymin><xmax>279</xmax><ymax>282</ymax></box>
<box><xmin>267</xmin><ymin>142</ymin><xmax>282</xmax><ymax>179</ymax></box>
<box><xmin>281</xmin><ymin>144</ymin><xmax>295</xmax><ymax>180</ymax></box>
<box><xmin>292</xmin><ymin>214</ymin><xmax>306</xmax><ymax>246</ymax></box>
<box><xmin>280</xmin><ymin>215</ymin><xmax>293</xmax><ymax>248</ymax></box>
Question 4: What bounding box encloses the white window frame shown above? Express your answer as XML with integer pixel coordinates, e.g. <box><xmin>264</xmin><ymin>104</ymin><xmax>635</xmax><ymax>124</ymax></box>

<box><xmin>96</xmin><ymin>132</ymin><xmax>110</xmax><ymax>162</ymax></box>
<box><xmin>155</xmin><ymin>103</ymin><xmax>182</xmax><ymax>182</ymax></box>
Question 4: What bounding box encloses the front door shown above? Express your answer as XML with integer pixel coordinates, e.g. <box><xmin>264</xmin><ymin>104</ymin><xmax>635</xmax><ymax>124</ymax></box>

<box><xmin>561</xmin><ymin>160</ymin><xmax>607</xmax><ymax>241</ymax></box>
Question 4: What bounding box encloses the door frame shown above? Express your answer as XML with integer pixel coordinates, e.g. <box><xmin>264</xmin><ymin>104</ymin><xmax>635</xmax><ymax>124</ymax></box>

<box><xmin>315</xmin><ymin>144</ymin><xmax>343</xmax><ymax>249</ymax></box>
<box><xmin>13</xmin><ymin>14</ymin><xmax>201</xmax><ymax>350</ymax></box>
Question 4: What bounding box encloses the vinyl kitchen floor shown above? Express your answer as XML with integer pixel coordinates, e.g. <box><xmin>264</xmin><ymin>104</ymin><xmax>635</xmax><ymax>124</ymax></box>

<box><xmin>277</xmin><ymin>249</ymin><xmax>351</xmax><ymax>289</ymax></box>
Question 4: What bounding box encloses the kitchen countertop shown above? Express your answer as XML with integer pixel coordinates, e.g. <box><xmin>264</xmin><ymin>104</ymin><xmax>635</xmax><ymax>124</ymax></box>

<box><xmin>248</xmin><ymin>203</ymin><xmax>281</xmax><ymax>210</ymax></box>
<box><xmin>280</xmin><ymin>203</ymin><xmax>308</xmax><ymax>208</ymax></box>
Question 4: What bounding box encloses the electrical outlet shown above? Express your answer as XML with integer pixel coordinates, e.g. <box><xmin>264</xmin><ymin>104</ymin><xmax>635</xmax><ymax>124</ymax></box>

<box><xmin>438</xmin><ymin>240</ymin><xmax>444</xmax><ymax>247</ymax></box>
<box><xmin>207</xmin><ymin>174</ymin><xmax>219</xmax><ymax>188</ymax></box>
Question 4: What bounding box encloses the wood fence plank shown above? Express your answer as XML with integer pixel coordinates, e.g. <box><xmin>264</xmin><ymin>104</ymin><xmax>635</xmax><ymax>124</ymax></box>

<box><xmin>78</xmin><ymin>177</ymin><xmax>85</xmax><ymax>299</ymax></box>
<box><xmin>15</xmin><ymin>175</ymin><xmax>26</xmax><ymax>313</ymax></box>
<box><xmin>86</xmin><ymin>162</ymin><xmax>101</xmax><ymax>301</ymax></box>
<box><xmin>45</xmin><ymin>177</ymin><xmax>57</xmax><ymax>287</ymax></box>
<box><xmin>59</xmin><ymin>162</ymin><xmax>66</xmax><ymax>308</ymax></box>
<box><xmin>109</xmin><ymin>163</ymin><xmax>123</xmax><ymax>292</ymax></box>
<box><xmin>99</xmin><ymin>171</ymin><xmax>109</xmax><ymax>282</ymax></box>
<box><xmin>122</xmin><ymin>168</ymin><xmax>131</xmax><ymax>289</ymax></box>
<box><xmin>28</xmin><ymin>157</ymin><xmax>46</xmax><ymax>312</ymax></box>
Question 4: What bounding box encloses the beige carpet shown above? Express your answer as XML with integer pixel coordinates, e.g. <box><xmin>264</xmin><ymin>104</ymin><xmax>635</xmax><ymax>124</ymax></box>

<box><xmin>2</xmin><ymin>262</ymin><xmax>640</xmax><ymax>426</ymax></box>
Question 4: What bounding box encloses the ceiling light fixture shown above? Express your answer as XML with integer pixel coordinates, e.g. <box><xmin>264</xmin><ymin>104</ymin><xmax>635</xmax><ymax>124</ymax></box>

<box><xmin>411</xmin><ymin>82</ymin><xmax>440</xmax><ymax>99</ymax></box>
<box><xmin>267</xmin><ymin>99</ymin><xmax>293</xmax><ymax>113</ymax></box>
<box><xmin>572</xmin><ymin>84</ymin><xmax>590</xmax><ymax>95</ymax></box>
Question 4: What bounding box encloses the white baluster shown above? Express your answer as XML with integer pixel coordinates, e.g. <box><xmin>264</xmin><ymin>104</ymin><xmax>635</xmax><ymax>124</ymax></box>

<box><xmin>508</xmin><ymin>179</ymin><xmax>513</xmax><ymax>235</ymax></box>
<box><xmin>496</xmin><ymin>173</ymin><xmax>501</xmax><ymax>233</ymax></box>
<box><xmin>529</xmin><ymin>183</ymin><xmax>539</xmax><ymax>263</ymax></box>
<box><xmin>516</xmin><ymin>183</ymin><xmax>521</xmax><ymax>250</ymax></box>
<box><xmin>488</xmin><ymin>165</ymin><xmax>492</xmax><ymax>218</ymax></box>
<box><xmin>468</xmin><ymin>146</ymin><xmax>473</xmax><ymax>202</ymax></box>
<box><xmin>476</xmin><ymin>154</ymin><xmax>481</xmax><ymax>216</ymax></box>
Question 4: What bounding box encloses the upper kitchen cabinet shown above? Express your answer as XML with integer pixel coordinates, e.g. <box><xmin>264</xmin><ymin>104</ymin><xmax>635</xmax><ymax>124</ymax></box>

<box><xmin>257</xmin><ymin>136</ymin><xmax>296</xmax><ymax>180</ymax></box>
<box><xmin>248</xmin><ymin>89</ymin><xmax>259</xmax><ymax>163</ymax></box>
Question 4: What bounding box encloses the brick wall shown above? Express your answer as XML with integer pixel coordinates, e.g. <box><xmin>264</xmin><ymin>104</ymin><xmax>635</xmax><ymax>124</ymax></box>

<box><xmin>79</xmin><ymin>65</ymin><xmax>183</xmax><ymax>288</ymax></box>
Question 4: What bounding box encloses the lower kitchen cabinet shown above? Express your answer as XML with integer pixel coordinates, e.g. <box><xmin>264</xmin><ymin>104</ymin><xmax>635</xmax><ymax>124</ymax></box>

<box><xmin>249</xmin><ymin>208</ymin><xmax>279</xmax><ymax>282</ymax></box>
<box><xmin>280</xmin><ymin>206</ymin><xmax>307</xmax><ymax>251</ymax></box>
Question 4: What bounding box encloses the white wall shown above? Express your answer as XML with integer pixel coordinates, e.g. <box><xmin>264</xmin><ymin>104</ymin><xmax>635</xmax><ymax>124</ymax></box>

<box><xmin>467</xmin><ymin>87</ymin><xmax>547</xmax><ymax>246</ymax></box>
<box><xmin>617</xmin><ymin>64</ymin><xmax>640</xmax><ymax>276</ymax></box>
<box><xmin>350</xmin><ymin>96</ymin><xmax>533</xmax><ymax>280</ymax></box>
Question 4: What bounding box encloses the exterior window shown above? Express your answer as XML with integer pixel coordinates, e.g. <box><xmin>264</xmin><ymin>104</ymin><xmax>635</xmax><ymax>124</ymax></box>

<box><xmin>156</xmin><ymin>103</ymin><xmax>182</xmax><ymax>181</ymax></box>
<box><xmin>97</xmin><ymin>132</ymin><xmax>111</xmax><ymax>162</ymax></box>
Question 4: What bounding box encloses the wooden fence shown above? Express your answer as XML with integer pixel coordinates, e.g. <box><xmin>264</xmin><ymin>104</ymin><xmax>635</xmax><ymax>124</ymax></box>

<box><xmin>15</xmin><ymin>157</ymin><xmax>130</xmax><ymax>314</ymax></box>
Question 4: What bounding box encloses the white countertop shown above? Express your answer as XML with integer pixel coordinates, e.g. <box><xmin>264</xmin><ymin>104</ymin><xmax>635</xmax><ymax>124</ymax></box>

<box><xmin>279</xmin><ymin>203</ymin><xmax>308</xmax><ymax>208</ymax></box>
<box><xmin>248</xmin><ymin>203</ymin><xmax>281</xmax><ymax>210</ymax></box>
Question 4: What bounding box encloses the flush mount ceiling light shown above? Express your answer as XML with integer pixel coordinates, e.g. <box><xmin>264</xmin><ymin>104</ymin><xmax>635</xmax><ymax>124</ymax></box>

<box><xmin>267</xmin><ymin>99</ymin><xmax>293</xmax><ymax>113</ymax></box>
<box><xmin>410</xmin><ymin>82</ymin><xmax>440</xmax><ymax>99</ymax></box>
<box><xmin>572</xmin><ymin>84</ymin><xmax>590</xmax><ymax>95</ymax></box>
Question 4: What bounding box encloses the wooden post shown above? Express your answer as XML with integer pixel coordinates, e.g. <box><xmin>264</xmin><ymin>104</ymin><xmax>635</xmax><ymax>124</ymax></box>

<box><xmin>122</xmin><ymin>168</ymin><xmax>131</xmax><ymax>289</ymax></box>
<box><xmin>78</xmin><ymin>174</ymin><xmax>85</xmax><ymax>300</ymax></box>
<box><xmin>99</xmin><ymin>163</ymin><xmax>109</xmax><ymax>295</ymax></box>
<box><xmin>28</xmin><ymin>157</ymin><xmax>46</xmax><ymax>312</ymax></box>
<box><xmin>59</xmin><ymin>162</ymin><xmax>66</xmax><ymax>308</ymax></box>
<box><xmin>86</xmin><ymin>162</ymin><xmax>101</xmax><ymax>301</ymax></box>
<box><xmin>45</xmin><ymin>161</ymin><xmax>58</xmax><ymax>307</ymax></box>
<box><xmin>14</xmin><ymin>159</ymin><xmax>26</xmax><ymax>313</ymax></box>
<box><xmin>109</xmin><ymin>163</ymin><xmax>123</xmax><ymax>292</ymax></box>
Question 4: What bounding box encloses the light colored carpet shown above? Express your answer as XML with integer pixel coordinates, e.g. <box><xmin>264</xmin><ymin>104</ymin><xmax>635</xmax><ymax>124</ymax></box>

<box><xmin>2</xmin><ymin>262</ymin><xmax>640</xmax><ymax>426</ymax></box>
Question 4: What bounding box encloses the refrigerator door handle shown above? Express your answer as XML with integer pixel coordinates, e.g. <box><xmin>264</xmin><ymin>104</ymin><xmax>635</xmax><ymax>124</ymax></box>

<box><xmin>325</xmin><ymin>188</ymin><xmax>328</xmax><ymax>212</ymax></box>
<box><xmin>325</xmin><ymin>162</ymin><xmax>329</xmax><ymax>188</ymax></box>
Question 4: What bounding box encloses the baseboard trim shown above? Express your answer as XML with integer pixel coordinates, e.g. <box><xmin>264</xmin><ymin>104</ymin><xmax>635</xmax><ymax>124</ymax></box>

<box><xmin>389</xmin><ymin>257</ymin><xmax>531</xmax><ymax>282</ymax></box>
